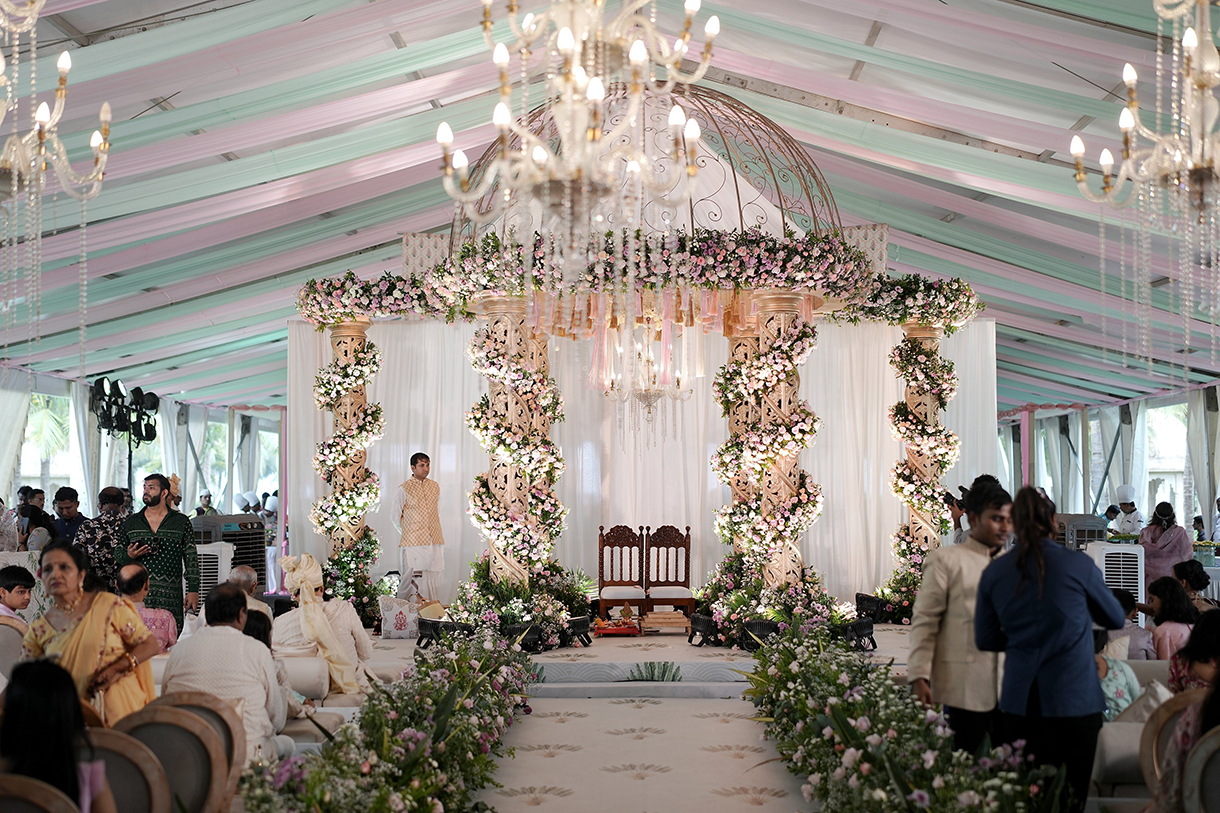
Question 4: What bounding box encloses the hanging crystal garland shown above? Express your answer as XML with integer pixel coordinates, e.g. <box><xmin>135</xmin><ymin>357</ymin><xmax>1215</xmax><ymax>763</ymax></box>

<box><xmin>605</xmin><ymin>320</ymin><xmax>692</xmax><ymax>449</ymax></box>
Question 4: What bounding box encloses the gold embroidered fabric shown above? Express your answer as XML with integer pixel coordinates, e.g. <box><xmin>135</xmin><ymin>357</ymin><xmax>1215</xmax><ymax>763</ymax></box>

<box><xmin>398</xmin><ymin>479</ymin><xmax>444</xmax><ymax>549</ymax></box>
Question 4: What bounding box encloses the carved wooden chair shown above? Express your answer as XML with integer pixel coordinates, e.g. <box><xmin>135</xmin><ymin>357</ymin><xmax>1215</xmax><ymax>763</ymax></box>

<box><xmin>88</xmin><ymin>728</ymin><xmax>172</xmax><ymax>813</ymax></box>
<box><xmin>114</xmin><ymin>705</ymin><xmax>228</xmax><ymax>813</ymax></box>
<box><xmin>643</xmin><ymin>525</ymin><xmax>695</xmax><ymax>617</ymax></box>
<box><xmin>0</xmin><ymin>775</ymin><xmax>79</xmax><ymax>813</ymax></box>
<box><xmin>151</xmin><ymin>691</ymin><xmax>245</xmax><ymax>807</ymax></box>
<box><xmin>598</xmin><ymin>524</ymin><xmax>646</xmax><ymax>619</ymax></box>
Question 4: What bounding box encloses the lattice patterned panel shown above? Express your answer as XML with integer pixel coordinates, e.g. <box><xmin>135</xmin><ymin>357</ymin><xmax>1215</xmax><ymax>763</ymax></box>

<box><xmin>401</xmin><ymin>232</ymin><xmax>451</xmax><ymax>279</ymax></box>
<box><xmin>842</xmin><ymin>223</ymin><xmax>889</xmax><ymax>275</ymax></box>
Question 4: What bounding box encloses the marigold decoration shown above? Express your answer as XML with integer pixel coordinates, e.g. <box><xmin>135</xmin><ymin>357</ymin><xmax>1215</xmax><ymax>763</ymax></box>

<box><xmin>308</xmin><ymin>318</ymin><xmax>386</xmax><ymax>626</ymax></box>
<box><xmin>871</xmin><ymin>277</ymin><xmax>979</xmax><ymax>625</ymax></box>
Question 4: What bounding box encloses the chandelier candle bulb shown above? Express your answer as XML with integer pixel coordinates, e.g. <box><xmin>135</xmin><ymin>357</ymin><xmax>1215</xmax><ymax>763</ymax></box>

<box><xmin>629</xmin><ymin>39</ymin><xmax>647</xmax><ymax>65</ymax></box>
<box><xmin>556</xmin><ymin>27</ymin><xmax>575</xmax><ymax>56</ymax></box>
<box><xmin>705</xmin><ymin>15</ymin><xmax>720</xmax><ymax>39</ymax></box>
<box><xmin>493</xmin><ymin>42</ymin><xmax>510</xmax><ymax>68</ymax></box>
<box><xmin>684</xmin><ymin>0</ymin><xmax>701</xmax><ymax>15</ymax></box>
<box><xmin>493</xmin><ymin>102</ymin><xmax>511</xmax><ymax>130</ymax></box>
<box><xmin>34</xmin><ymin>102</ymin><xmax>50</xmax><ymax>128</ymax></box>
<box><xmin>99</xmin><ymin>101</ymin><xmax>112</xmax><ymax>124</ymax></box>
<box><xmin>1123</xmin><ymin>62</ymin><xmax>1138</xmax><ymax>87</ymax></box>
<box><xmin>436</xmin><ymin>121</ymin><xmax>453</xmax><ymax>148</ymax></box>
<box><xmin>56</xmin><ymin>51</ymin><xmax>70</xmax><ymax>77</ymax></box>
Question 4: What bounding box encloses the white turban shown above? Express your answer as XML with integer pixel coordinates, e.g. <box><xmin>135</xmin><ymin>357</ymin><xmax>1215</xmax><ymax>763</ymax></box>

<box><xmin>1116</xmin><ymin>484</ymin><xmax>1136</xmax><ymax>503</ymax></box>
<box><xmin>279</xmin><ymin>554</ymin><xmax>359</xmax><ymax>694</ymax></box>
<box><xmin>264</xmin><ymin>496</ymin><xmax>279</xmax><ymax>513</ymax></box>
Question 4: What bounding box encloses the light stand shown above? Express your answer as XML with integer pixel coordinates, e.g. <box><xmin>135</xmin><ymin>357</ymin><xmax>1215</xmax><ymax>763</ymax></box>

<box><xmin>90</xmin><ymin>378</ymin><xmax>159</xmax><ymax>492</ymax></box>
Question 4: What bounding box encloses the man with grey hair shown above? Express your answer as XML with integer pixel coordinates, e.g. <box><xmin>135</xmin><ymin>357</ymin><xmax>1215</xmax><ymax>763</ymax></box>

<box><xmin>201</xmin><ymin>564</ymin><xmax>273</xmax><ymax>623</ymax></box>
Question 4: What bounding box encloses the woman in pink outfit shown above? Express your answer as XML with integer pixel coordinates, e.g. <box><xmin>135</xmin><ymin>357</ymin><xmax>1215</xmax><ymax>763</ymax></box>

<box><xmin>1148</xmin><ymin>576</ymin><xmax>1200</xmax><ymax>661</ymax></box>
<box><xmin>1139</xmin><ymin>502</ymin><xmax>1195</xmax><ymax>590</ymax></box>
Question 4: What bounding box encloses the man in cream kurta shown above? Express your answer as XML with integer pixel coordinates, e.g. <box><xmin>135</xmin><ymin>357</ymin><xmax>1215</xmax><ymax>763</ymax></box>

<box><xmin>908</xmin><ymin>475</ymin><xmax>1011</xmax><ymax>755</ymax></box>
<box><xmin>393</xmin><ymin>452</ymin><xmax>445</xmax><ymax>603</ymax></box>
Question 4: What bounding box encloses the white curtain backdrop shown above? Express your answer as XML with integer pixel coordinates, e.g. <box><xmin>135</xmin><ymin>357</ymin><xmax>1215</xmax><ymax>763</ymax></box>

<box><xmin>159</xmin><ymin>399</ymin><xmax>183</xmax><ymax>502</ymax></box>
<box><xmin>1187</xmin><ymin>387</ymin><xmax>1219</xmax><ymax>537</ymax></box>
<box><xmin>287</xmin><ymin>316</ymin><xmax>996</xmax><ymax>604</ymax></box>
<box><xmin>70</xmin><ymin>381</ymin><xmax>99</xmax><ymax>515</ymax></box>
<box><xmin>0</xmin><ymin>369</ymin><xmax>32</xmax><ymax>503</ymax></box>
<box><xmin>1099</xmin><ymin>402</ymin><xmax>1148</xmax><ymax>508</ymax></box>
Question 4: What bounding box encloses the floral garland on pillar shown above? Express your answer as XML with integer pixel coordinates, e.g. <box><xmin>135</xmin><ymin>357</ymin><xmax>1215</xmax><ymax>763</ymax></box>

<box><xmin>307</xmin><ymin>325</ymin><xmax>386</xmax><ymax>626</ymax></box>
<box><xmin>851</xmin><ymin>277</ymin><xmax>981</xmax><ymax>624</ymax></box>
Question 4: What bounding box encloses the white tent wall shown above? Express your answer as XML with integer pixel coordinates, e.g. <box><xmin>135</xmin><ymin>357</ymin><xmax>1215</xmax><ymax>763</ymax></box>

<box><xmin>0</xmin><ymin>369</ymin><xmax>32</xmax><ymax>503</ymax></box>
<box><xmin>1187</xmin><ymin>387</ymin><xmax>1220</xmax><ymax>537</ymax></box>
<box><xmin>286</xmin><ymin>315</ymin><xmax>996</xmax><ymax>604</ymax></box>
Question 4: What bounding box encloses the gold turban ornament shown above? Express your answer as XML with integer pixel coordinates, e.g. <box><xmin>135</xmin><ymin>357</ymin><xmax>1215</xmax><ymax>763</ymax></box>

<box><xmin>279</xmin><ymin>553</ymin><xmax>359</xmax><ymax>694</ymax></box>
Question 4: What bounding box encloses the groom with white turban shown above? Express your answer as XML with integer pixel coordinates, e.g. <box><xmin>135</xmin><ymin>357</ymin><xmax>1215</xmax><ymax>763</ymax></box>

<box><xmin>273</xmin><ymin>553</ymin><xmax>375</xmax><ymax>694</ymax></box>
<box><xmin>1112</xmin><ymin>484</ymin><xmax>1144</xmax><ymax>534</ymax></box>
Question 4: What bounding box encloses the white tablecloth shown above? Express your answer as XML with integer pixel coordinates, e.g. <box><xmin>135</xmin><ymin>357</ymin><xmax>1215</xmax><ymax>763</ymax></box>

<box><xmin>1205</xmin><ymin>566</ymin><xmax>1220</xmax><ymax>601</ymax></box>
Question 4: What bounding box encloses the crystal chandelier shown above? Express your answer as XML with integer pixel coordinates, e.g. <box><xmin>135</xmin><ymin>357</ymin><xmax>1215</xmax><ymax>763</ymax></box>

<box><xmin>606</xmin><ymin>323</ymin><xmax>693</xmax><ymax>447</ymax></box>
<box><xmin>0</xmin><ymin>3</ymin><xmax>112</xmax><ymax>374</ymax></box>
<box><xmin>435</xmin><ymin>0</ymin><xmax>720</xmax><ymax>252</ymax></box>
<box><xmin>1068</xmin><ymin>0</ymin><xmax>1220</xmax><ymax>368</ymax></box>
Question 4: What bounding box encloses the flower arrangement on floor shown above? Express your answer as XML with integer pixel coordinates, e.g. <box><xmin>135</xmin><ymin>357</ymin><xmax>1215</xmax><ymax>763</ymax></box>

<box><xmin>695</xmin><ymin>548</ymin><xmax>845</xmax><ymax>647</ymax></box>
<box><xmin>449</xmin><ymin>552</ymin><xmax>593</xmax><ymax>648</ymax></box>
<box><xmin>746</xmin><ymin>628</ymin><xmax>1063</xmax><ymax>813</ymax></box>
<box><xmin>240</xmin><ymin>631</ymin><xmax>533</xmax><ymax>813</ymax></box>
<box><xmin>309</xmin><ymin>333</ymin><xmax>387</xmax><ymax>628</ymax></box>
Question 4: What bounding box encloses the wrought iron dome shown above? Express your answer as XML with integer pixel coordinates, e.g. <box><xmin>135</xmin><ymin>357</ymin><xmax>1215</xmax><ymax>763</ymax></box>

<box><xmin>451</xmin><ymin>83</ymin><xmax>842</xmax><ymax>248</ymax></box>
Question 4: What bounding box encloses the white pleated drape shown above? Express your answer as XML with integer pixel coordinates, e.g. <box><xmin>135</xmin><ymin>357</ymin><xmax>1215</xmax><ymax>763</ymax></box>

<box><xmin>1186</xmin><ymin>388</ymin><xmax>1219</xmax><ymax>538</ymax></box>
<box><xmin>70</xmin><ymin>381</ymin><xmax>99</xmax><ymax>515</ymax></box>
<box><xmin>0</xmin><ymin>369</ymin><xmax>32</xmax><ymax>503</ymax></box>
<box><xmin>1099</xmin><ymin>402</ymin><xmax>1148</xmax><ymax>507</ymax></box>
<box><xmin>286</xmin><ymin>315</ymin><xmax>997</xmax><ymax>604</ymax></box>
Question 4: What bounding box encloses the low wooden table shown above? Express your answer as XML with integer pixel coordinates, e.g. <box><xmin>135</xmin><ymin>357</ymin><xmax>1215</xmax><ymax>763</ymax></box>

<box><xmin>592</xmin><ymin>620</ymin><xmax>641</xmax><ymax>637</ymax></box>
<box><xmin>642</xmin><ymin>611</ymin><xmax>691</xmax><ymax>635</ymax></box>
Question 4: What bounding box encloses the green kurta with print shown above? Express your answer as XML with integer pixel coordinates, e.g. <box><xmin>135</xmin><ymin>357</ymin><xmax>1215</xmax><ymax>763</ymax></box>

<box><xmin>115</xmin><ymin>509</ymin><xmax>199</xmax><ymax>628</ymax></box>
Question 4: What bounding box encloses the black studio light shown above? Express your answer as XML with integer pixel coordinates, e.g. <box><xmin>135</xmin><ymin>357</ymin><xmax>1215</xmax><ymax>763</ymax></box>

<box><xmin>90</xmin><ymin>377</ymin><xmax>159</xmax><ymax>492</ymax></box>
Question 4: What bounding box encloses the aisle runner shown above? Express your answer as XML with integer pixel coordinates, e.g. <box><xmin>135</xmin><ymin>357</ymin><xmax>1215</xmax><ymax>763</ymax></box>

<box><xmin>478</xmin><ymin>697</ymin><xmax>807</xmax><ymax>812</ymax></box>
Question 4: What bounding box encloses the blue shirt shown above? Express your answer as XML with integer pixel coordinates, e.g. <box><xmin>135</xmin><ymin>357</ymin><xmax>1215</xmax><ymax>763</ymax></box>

<box><xmin>975</xmin><ymin>538</ymin><xmax>1125</xmax><ymax>717</ymax></box>
<box><xmin>53</xmin><ymin>514</ymin><xmax>85</xmax><ymax>544</ymax></box>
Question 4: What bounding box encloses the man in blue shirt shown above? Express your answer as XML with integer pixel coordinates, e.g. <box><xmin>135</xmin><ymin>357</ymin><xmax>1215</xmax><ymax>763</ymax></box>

<box><xmin>52</xmin><ymin>486</ymin><xmax>86</xmax><ymax>544</ymax></box>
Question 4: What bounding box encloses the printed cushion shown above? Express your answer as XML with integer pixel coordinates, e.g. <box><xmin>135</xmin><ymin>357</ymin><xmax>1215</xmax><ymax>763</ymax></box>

<box><xmin>378</xmin><ymin>595</ymin><xmax>419</xmax><ymax>640</ymax></box>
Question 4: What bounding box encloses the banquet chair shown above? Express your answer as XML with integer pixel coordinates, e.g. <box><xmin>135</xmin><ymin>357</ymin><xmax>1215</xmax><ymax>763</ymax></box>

<box><xmin>643</xmin><ymin>525</ymin><xmax>695</xmax><ymax>617</ymax></box>
<box><xmin>1183</xmin><ymin>726</ymin><xmax>1220</xmax><ymax>813</ymax></box>
<box><xmin>151</xmin><ymin>691</ymin><xmax>246</xmax><ymax>805</ymax></box>
<box><xmin>598</xmin><ymin>525</ymin><xmax>646</xmax><ymax>619</ymax></box>
<box><xmin>88</xmin><ymin>728</ymin><xmax>171</xmax><ymax>813</ymax></box>
<box><xmin>1140</xmin><ymin>687</ymin><xmax>1209</xmax><ymax>789</ymax></box>
<box><xmin>114</xmin><ymin>705</ymin><xmax>228</xmax><ymax>813</ymax></box>
<box><xmin>79</xmin><ymin>700</ymin><xmax>105</xmax><ymax>728</ymax></box>
<box><xmin>0</xmin><ymin>775</ymin><xmax>79</xmax><ymax>813</ymax></box>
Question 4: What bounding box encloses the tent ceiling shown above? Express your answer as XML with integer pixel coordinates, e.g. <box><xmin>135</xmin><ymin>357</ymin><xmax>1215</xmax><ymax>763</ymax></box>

<box><xmin>1</xmin><ymin>0</ymin><xmax>1210</xmax><ymax>409</ymax></box>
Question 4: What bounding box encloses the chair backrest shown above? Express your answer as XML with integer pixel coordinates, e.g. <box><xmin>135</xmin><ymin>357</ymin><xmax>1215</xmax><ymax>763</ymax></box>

<box><xmin>1183</xmin><ymin>725</ymin><xmax>1220</xmax><ymax>813</ymax></box>
<box><xmin>113</xmin><ymin>705</ymin><xmax>227</xmax><ymax>813</ymax></box>
<box><xmin>151</xmin><ymin>691</ymin><xmax>246</xmax><ymax>802</ymax></box>
<box><xmin>88</xmin><ymin>728</ymin><xmax>171</xmax><ymax>813</ymax></box>
<box><xmin>598</xmin><ymin>525</ymin><xmax>644</xmax><ymax>588</ymax></box>
<box><xmin>0</xmin><ymin>775</ymin><xmax>79</xmax><ymax>813</ymax></box>
<box><xmin>644</xmin><ymin>525</ymin><xmax>691</xmax><ymax>588</ymax></box>
<box><xmin>1140</xmin><ymin>687</ymin><xmax>1209</xmax><ymax>788</ymax></box>
<box><xmin>79</xmin><ymin>701</ymin><xmax>105</xmax><ymax>729</ymax></box>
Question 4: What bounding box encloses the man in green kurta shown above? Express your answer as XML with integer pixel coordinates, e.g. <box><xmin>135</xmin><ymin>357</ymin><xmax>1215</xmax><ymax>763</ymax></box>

<box><xmin>115</xmin><ymin>473</ymin><xmax>199</xmax><ymax>628</ymax></box>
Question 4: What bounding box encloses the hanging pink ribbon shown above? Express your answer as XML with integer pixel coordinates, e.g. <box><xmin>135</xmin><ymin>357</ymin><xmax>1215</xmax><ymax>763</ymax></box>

<box><xmin>659</xmin><ymin>288</ymin><xmax>674</xmax><ymax>386</ymax></box>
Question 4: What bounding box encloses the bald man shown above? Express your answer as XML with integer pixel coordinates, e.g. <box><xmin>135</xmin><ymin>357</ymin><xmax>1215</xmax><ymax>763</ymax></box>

<box><xmin>201</xmin><ymin>565</ymin><xmax>273</xmax><ymax>624</ymax></box>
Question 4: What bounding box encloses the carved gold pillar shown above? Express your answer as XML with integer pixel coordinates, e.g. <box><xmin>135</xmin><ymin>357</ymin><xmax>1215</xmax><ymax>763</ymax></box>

<box><xmin>756</xmin><ymin>290</ymin><xmax>808</xmax><ymax>587</ymax></box>
<box><xmin>479</xmin><ymin>294</ymin><xmax>538</xmax><ymax>585</ymax></box>
<box><xmin>328</xmin><ymin>318</ymin><xmax>371</xmax><ymax>548</ymax></box>
<box><xmin>727</xmin><ymin>335</ymin><xmax>759</xmax><ymax>554</ymax></box>
<box><xmin>903</xmin><ymin>323</ymin><xmax>946</xmax><ymax>554</ymax></box>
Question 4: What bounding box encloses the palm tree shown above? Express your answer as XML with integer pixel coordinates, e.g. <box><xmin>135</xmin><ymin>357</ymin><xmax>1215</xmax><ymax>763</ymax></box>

<box><xmin>25</xmin><ymin>395</ymin><xmax>70</xmax><ymax>492</ymax></box>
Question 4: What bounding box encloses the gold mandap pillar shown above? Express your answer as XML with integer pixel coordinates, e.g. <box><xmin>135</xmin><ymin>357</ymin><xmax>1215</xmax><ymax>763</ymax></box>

<box><xmin>902</xmin><ymin>323</ymin><xmax>946</xmax><ymax>555</ymax></box>
<box><xmin>327</xmin><ymin>317</ymin><xmax>372</xmax><ymax>550</ymax></box>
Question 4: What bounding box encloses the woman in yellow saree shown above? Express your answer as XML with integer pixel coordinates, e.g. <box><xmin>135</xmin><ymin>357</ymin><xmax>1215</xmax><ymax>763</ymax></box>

<box><xmin>22</xmin><ymin>543</ymin><xmax>159</xmax><ymax>725</ymax></box>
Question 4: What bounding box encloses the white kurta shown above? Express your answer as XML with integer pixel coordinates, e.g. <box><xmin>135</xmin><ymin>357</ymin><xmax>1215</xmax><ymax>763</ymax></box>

<box><xmin>1112</xmin><ymin>510</ymin><xmax>1144</xmax><ymax>535</ymax></box>
<box><xmin>274</xmin><ymin>599</ymin><xmax>376</xmax><ymax>691</ymax></box>
<box><xmin>393</xmin><ymin>478</ymin><xmax>445</xmax><ymax>601</ymax></box>
<box><xmin>161</xmin><ymin>625</ymin><xmax>288</xmax><ymax>763</ymax></box>
<box><xmin>1210</xmin><ymin>514</ymin><xmax>1220</xmax><ymax>543</ymax></box>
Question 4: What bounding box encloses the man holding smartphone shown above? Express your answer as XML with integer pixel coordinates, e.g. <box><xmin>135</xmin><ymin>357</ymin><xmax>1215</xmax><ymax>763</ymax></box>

<box><xmin>115</xmin><ymin>473</ymin><xmax>199</xmax><ymax>629</ymax></box>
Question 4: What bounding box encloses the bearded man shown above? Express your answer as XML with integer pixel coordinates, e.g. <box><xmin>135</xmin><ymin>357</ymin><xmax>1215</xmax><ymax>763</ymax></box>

<box><xmin>115</xmin><ymin>473</ymin><xmax>199</xmax><ymax>628</ymax></box>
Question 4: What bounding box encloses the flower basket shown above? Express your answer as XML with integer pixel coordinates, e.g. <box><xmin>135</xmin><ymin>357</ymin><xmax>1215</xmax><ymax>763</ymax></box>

<box><xmin>417</xmin><ymin>617</ymin><xmax>474</xmax><ymax>649</ymax></box>
<box><xmin>688</xmin><ymin>613</ymin><xmax>723</xmax><ymax>648</ymax></box>
<box><xmin>567</xmin><ymin>615</ymin><xmax>592</xmax><ymax>647</ymax></box>
<box><xmin>740</xmin><ymin>619</ymin><xmax>781</xmax><ymax>652</ymax></box>
<box><xmin>505</xmin><ymin>622</ymin><xmax>543</xmax><ymax>652</ymax></box>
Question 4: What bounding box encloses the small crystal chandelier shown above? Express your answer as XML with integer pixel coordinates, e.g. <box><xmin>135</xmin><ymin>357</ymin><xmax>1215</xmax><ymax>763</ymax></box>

<box><xmin>607</xmin><ymin>324</ymin><xmax>692</xmax><ymax>447</ymax></box>
<box><xmin>1068</xmin><ymin>0</ymin><xmax>1220</xmax><ymax>369</ymax></box>
<box><xmin>0</xmin><ymin>7</ymin><xmax>112</xmax><ymax>373</ymax></box>
<box><xmin>435</xmin><ymin>0</ymin><xmax>720</xmax><ymax>254</ymax></box>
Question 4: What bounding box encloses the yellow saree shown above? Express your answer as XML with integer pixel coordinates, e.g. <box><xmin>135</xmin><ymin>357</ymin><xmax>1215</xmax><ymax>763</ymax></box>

<box><xmin>23</xmin><ymin>592</ymin><xmax>156</xmax><ymax>725</ymax></box>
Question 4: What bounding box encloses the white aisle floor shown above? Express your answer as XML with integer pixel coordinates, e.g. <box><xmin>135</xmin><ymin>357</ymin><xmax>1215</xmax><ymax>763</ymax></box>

<box><xmin>476</xmin><ymin>696</ymin><xmax>807</xmax><ymax>812</ymax></box>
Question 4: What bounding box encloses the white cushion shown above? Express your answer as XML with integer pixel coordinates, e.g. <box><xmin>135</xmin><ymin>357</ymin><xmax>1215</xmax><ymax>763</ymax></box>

<box><xmin>1124</xmin><ymin>659</ymin><xmax>1170</xmax><ymax>687</ymax></box>
<box><xmin>280</xmin><ymin>657</ymin><xmax>330</xmax><ymax>700</ymax></box>
<box><xmin>600</xmin><ymin>586</ymin><xmax>646</xmax><ymax>600</ymax></box>
<box><xmin>1092</xmin><ymin>721</ymin><xmax>1145</xmax><ymax>786</ymax></box>
<box><xmin>1113</xmin><ymin>681</ymin><xmax>1173</xmax><ymax>724</ymax></box>
<box><xmin>378</xmin><ymin>595</ymin><xmax>418</xmax><ymax>640</ymax></box>
<box><xmin>648</xmin><ymin>586</ymin><xmax>693</xmax><ymax>599</ymax></box>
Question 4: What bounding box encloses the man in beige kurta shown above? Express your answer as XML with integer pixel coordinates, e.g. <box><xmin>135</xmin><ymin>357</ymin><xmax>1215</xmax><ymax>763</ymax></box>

<box><xmin>393</xmin><ymin>452</ymin><xmax>445</xmax><ymax>603</ymax></box>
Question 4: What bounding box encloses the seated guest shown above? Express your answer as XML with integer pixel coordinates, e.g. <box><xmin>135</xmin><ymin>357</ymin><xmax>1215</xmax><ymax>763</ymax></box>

<box><xmin>1149</xmin><ymin>576</ymin><xmax>1201</xmax><ymax>660</ymax></box>
<box><xmin>1194</xmin><ymin>515</ymin><xmax>1207</xmax><ymax>542</ymax></box>
<box><xmin>1169</xmin><ymin>609</ymin><xmax>1220</xmax><ymax>693</ymax></box>
<box><xmin>1151</xmin><ymin>682</ymin><xmax>1219</xmax><ymax>813</ymax></box>
<box><xmin>0</xmin><ymin>564</ymin><xmax>34</xmax><ymax>680</ymax></box>
<box><xmin>1107</xmin><ymin>588</ymin><xmax>1156</xmax><ymax>660</ymax></box>
<box><xmin>275</xmin><ymin>554</ymin><xmax>373</xmax><ymax>694</ymax></box>
<box><xmin>201</xmin><ymin>565</ymin><xmax>272</xmax><ymax>624</ymax></box>
<box><xmin>1094</xmin><ymin>628</ymin><xmax>1141</xmax><ymax>720</ymax></box>
<box><xmin>1139</xmin><ymin>503</ymin><xmax>1195</xmax><ymax>591</ymax></box>
<box><xmin>162</xmin><ymin>582</ymin><xmax>290</xmax><ymax>763</ymax></box>
<box><xmin>73</xmin><ymin>487</ymin><xmax>126</xmax><ymax>592</ymax></box>
<box><xmin>1173</xmin><ymin>559</ymin><xmax>1219</xmax><ymax>614</ymax></box>
<box><xmin>243</xmin><ymin>610</ymin><xmax>309</xmax><ymax>723</ymax></box>
<box><xmin>18</xmin><ymin>504</ymin><xmax>60</xmax><ymax>551</ymax></box>
<box><xmin>116</xmin><ymin>564</ymin><xmax>177</xmax><ymax>653</ymax></box>
<box><xmin>23</xmin><ymin>543</ymin><xmax>157</xmax><ymax>725</ymax></box>
<box><xmin>0</xmin><ymin>660</ymin><xmax>117</xmax><ymax>813</ymax></box>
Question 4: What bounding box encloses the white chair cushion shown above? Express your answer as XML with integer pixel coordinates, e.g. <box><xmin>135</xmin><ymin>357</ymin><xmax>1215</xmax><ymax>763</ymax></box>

<box><xmin>1091</xmin><ymin>721</ymin><xmax>1145</xmax><ymax>786</ymax></box>
<box><xmin>648</xmin><ymin>586</ymin><xmax>693</xmax><ymax>599</ymax></box>
<box><xmin>1124</xmin><ymin>659</ymin><xmax>1169</xmax><ymax>687</ymax></box>
<box><xmin>1113</xmin><ymin>680</ymin><xmax>1173</xmax><ymax>724</ymax></box>
<box><xmin>600</xmin><ymin>586</ymin><xmax>646</xmax><ymax>600</ymax></box>
<box><xmin>279</xmin><ymin>657</ymin><xmax>330</xmax><ymax>700</ymax></box>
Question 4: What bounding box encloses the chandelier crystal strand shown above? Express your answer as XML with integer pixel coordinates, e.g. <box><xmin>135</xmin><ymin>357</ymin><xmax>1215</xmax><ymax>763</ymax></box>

<box><xmin>78</xmin><ymin>198</ymin><xmax>86</xmax><ymax>379</ymax></box>
<box><xmin>1100</xmin><ymin>206</ymin><xmax>1107</xmax><ymax>362</ymax></box>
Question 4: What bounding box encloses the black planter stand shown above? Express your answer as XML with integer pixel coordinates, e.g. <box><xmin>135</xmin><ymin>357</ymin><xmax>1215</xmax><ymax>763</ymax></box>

<box><xmin>740</xmin><ymin>619</ymin><xmax>781</xmax><ymax>652</ymax></box>
<box><xmin>567</xmin><ymin>615</ymin><xmax>592</xmax><ymax>647</ymax></box>
<box><xmin>416</xmin><ymin>617</ymin><xmax>474</xmax><ymax>649</ymax></box>
<box><xmin>688</xmin><ymin>613</ymin><xmax>723</xmax><ymax>647</ymax></box>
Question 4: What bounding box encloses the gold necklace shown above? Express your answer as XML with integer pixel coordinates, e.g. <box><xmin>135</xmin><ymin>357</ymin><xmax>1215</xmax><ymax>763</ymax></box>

<box><xmin>53</xmin><ymin>590</ymin><xmax>83</xmax><ymax>613</ymax></box>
